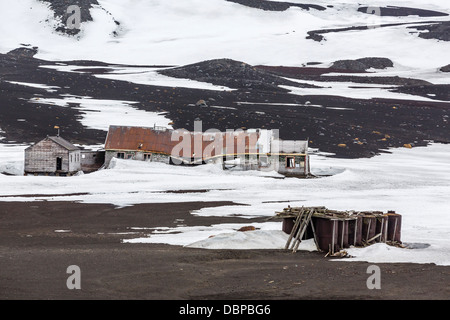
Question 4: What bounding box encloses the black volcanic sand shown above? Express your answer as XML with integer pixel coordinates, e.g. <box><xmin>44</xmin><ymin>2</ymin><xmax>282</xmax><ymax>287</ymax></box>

<box><xmin>1</xmin><ymin>53</ymin><xmax>450</xmax><ymax>158</ymax></box>
<box><xmin>0</xmin><ymin>201</ymin><xmax>449</xmax><ymax>300</ymax></box>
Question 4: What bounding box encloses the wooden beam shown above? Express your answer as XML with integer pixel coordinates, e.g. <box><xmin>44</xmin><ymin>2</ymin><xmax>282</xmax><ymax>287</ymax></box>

<box><xmin>284</xmin><ymin>207</ymin><xmax>304</xmax><ymax>250</ymax></box>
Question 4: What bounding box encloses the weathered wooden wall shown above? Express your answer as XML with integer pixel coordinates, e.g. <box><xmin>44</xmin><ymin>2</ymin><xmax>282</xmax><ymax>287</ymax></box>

<box><xmin>80</xmin><ymin>151</ymin><xmax>105</xmax><ymax>172</ymax></box>
<box><xmin>24</xmin><ymin>138</ymin><xmax>81</xmax><ymax>174</ymax></box>
<box><xmin>104</xmin><ymin>150</ymin><xmax>170</xmax><ymax>167</ymax></box>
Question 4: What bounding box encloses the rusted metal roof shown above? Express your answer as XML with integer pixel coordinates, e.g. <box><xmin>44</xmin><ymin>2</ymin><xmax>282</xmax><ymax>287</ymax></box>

<box><xmin>105</xmin><ymin>126</ymin><xmax>175</xmax><ymax>155</ymax></box>
<box><xmin>104</xmin><ymin>125</ymin><xmax>308</xmax><ymax>160</ymax></box>
<box><xmin>105</xmin><ymin>126</ymin><xmax>263</xmax><ymax>158</ymax></box>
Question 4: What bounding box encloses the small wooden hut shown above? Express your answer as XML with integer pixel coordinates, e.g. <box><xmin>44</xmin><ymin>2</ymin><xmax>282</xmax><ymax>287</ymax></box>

<box><xmin>24</xmin><ymin>136</ymin><xmax>81</xmax><ymax>176</ymax></box>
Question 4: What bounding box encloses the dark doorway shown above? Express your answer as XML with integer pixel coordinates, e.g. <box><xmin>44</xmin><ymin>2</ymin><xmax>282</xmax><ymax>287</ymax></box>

<box><xmin>56</xmin><ymin>157</ymin><xmax>62</xmax><ymax>171</ymax></box>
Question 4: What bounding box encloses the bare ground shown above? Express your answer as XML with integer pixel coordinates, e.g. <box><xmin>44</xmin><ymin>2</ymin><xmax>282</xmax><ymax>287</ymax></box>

<box><xmin>0</xmin><ymin>201</ymin><xmax>448</xmax><ymax>301</ymax></box>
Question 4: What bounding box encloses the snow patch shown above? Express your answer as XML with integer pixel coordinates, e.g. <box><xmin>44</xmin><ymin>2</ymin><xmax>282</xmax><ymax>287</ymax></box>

<box><xmin>29</xmin><ymin>96</ymin><xmax>173</xmax><ymax>131</ymax></box>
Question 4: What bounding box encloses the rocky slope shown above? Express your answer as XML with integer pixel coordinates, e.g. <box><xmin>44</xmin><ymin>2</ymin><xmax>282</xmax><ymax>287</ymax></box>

<box><xmin>1</xmin><ymin>52</ymin><xmax>449</xmax><ymax>158</ymax></box>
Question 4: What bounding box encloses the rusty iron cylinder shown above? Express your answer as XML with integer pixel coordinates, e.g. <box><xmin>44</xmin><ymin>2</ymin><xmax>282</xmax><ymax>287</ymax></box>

<box><xmin>282</xmin><ymin>218</ymin><xmax>295</xmax><ymax>235</ymax></box>
<box><xmin>361</xmin><ymin>215</ymin><xmax>377</xmax><ymax>242</ymax></box>
<box><xmin>348</xmin><ymin>216</ymin><xmax>363</xmax><ymax>246</ymax></box>
<box><xmin>387</xmin><ymin>213</ymin><xmax>402</xmax><ymax>242</ymax></box>
<box><xmin>314</xmin><ymin>218</ymin><xmax>340</xmax><ymax>253</ymax></box>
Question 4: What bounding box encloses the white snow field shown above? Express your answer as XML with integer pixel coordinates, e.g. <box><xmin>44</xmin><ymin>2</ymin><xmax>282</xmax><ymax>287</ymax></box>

<box><xmin>1</xmin><ymin>142</ymin><xmax>449</xmax><ymax>266</ymax></box>
<box><xmin>0</xmin><ymin>0</ymin><xmax>449</xmax><ymax>69</ymax></box>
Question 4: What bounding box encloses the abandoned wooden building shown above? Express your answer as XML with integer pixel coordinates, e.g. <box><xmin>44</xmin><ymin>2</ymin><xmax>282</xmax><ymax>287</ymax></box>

<box><xmin>24</xmin><ymin>136</ymin><xmax>105</xmax><ymax>176</ymax></box>
<box><xmin>104</xmin><ymin>125</ymin><xmax>311</xmax><ymax>176</ymax></box>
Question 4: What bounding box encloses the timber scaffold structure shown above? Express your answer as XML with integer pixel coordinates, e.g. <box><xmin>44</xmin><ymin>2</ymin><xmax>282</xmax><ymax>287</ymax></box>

<box><xmin>272</xmin><ymin>206</ymin><xmax>403</xmax><ymax>256</ymax></box>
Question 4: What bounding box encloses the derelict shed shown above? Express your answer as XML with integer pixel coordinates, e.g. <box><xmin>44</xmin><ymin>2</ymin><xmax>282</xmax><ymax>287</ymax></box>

<box><xmin>24</xmin><ymin>136</ymin><xmax>81</xmax><ymax>176</ymax></box>
<box><xmin>103</xmin><ymin>125</ymin><xmax>311</xmax><ymax>177</ymax></box>
<box><xmin>104</xmin><ymin>125</ymin><xmax>176</xmax><ymax>166</ymax></box>
<box><xmin>272</xmin><ymin>139</ymin><xmax>310</xmax><ymax>176</ymax></box>
<box><xmin>104</xmin><ymin>125</ymin><xmax>266</xmax><ymax>166</ymax></box>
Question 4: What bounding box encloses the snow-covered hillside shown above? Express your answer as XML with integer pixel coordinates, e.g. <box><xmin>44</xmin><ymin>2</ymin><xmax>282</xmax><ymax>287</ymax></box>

<box><xmin>0</xmin><ymin>0</ymin><xmax>449</xmax><ymax>68</ymax></box>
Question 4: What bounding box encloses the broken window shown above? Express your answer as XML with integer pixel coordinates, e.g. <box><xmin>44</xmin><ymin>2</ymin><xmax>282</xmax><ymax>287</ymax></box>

<box><xmin>286</xmin><ymin>157</ymin><xmax>295</xmax><ymax>168</ymax></box>
<box><xmin>259</xmin><ymin>156</ymin><xmax>269</xmax><ymax>167</ymax></box>
<box><xmin>298</xmin><ymin>156</ymin><xmax>305</xmax><ymax>168</ymax></box>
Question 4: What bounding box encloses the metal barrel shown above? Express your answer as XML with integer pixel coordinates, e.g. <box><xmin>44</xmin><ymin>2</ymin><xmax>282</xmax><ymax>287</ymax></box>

<box><xmin>282</xmin><ymin>217</ymin><xmax>295</xmax><ymax>235</ymax></box>
<box><xmin>348</xmin><ymin>216</ymin><xmax>363</xmax><ymax>246</ymax></box>
<box><xmin>376</xmin><ymin>215</ymin><xmax>389</xmax><ymax>242</ymax></box>
<box><xmin>387</xmin><ymin>213</ymin><xmax>402</xmax><ymax>242</ymax></box>
<box><xmin>337</xmin><ymin>220</ymin><xmax>349</xmax><ymax>249</ymax></box>
<box><xmin>314</xmin><ymin>217</ymin><xmax>339</xmax><ymax>253</ymax></box>
<box><xmin>361</xmin><ymin>215</ymin><xmax>377</xmax><ymax>242</ymax></box>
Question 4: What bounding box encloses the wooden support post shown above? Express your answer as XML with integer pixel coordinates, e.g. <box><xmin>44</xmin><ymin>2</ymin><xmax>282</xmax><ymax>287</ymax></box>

<box><xmin>366</xmin><ymin>219</ymin><xmax>372</xmax><ymax>242</ymax></box>
<box><xmin>285</xmin><ymin>207</ymin><xmax>304</xmax><ymax>250</ymax></box>
<box><xmin>380</xmin><ymin>219</ymin><xmax>385</xmax><ymax>243</ymax></box>
<box><xmin>293</xmin><ymin>209</ymin><xmax>314</xmax><ymax>252</ymax></box>
<box><xmin>393</xmin><ymin>218</ymin><xmax>398</xmax><ymax>242</ymax></box>
<box><xmin>367</xmin><ymin>233</ymin><xmax>382</xmax><ymax>243</ymax></box>
<box><xmin>384</xmin><ymin>219</ymin><xmax>389</xmax><ymax>243</ymax></box>
<box><xmin>290</xmin><ymin>210</ymin><xmax>307</xmax><ymax>250</ymax></box>
<box><xmin>331</xmin><ymin>220</ymin><xmax>336</xmax><ymax>255</ymax></box>
<box><xmin>310</xmin><ymin>218</ymin><xmax>320</xmax><ymax>252</ymax></box>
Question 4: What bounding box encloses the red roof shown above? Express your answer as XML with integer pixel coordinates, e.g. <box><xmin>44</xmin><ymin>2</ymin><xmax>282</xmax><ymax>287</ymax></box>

<box><xmin>104</xmin><ymin>126</ymin><xmax>261</xmax><ymax>160</ymax></box>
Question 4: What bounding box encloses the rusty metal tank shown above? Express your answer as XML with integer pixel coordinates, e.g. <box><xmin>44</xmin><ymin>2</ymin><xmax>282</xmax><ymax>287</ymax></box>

<box><xmin>282</xmin><ymin>218</ymin><xmax>295</xmax><ymax>235</ymax></box>
<box><xmin>361</xmin><ymin>215</ymin><xmax>377</xmax><ymax>242</ymax></box>
<box><xmin>386</xmin><ymin>213</ymin><xmax>402</xmax><ymax>242</ymax></box>
<box><xmin>337</xmin><ymin>220</ymin><xmax>349</xmax><ymax>249</ymax></box>
<box><xmin>313</xmin><ymin>217</ymin><xmax>340</xmax><ymax>253</ymax></box>
<box><xmin>376</xmin><ymin>215</ymin><xmax>389</xmax><ymax>242</ymax></box>
<box><xmin>348</xmin><ymin>216</ymin><xmax>363</xmax><ymax>246</ymax></box>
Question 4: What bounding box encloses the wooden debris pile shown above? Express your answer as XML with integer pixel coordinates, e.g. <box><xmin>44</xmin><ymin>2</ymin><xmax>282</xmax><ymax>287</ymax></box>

<box><xmin>273</xmin><ymin>206</ymin><xmax>403</xmax><ymax>256</ymax></box>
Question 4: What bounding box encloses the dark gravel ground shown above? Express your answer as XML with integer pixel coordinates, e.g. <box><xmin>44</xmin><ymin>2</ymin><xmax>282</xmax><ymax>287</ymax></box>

<box><xmin>2</xmin><ymin>1</ymin><xmax>450</xmax><ymax>306</ymax></box>
<box><xmin>0</xmin><ymin>201</ymin><xmax>448</xmax><ymax>301</ymax></box>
